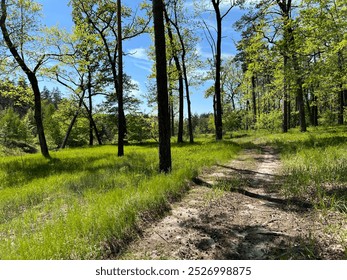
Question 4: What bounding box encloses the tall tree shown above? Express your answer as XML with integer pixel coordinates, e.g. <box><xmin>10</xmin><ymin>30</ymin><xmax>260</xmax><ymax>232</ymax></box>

<box><xmin>209</xmin><ymin>0</ymin><xmax>240</xmax><ymax>140</ymax></box>
<box><xmin>165</xmin><ymin>0</ymin><xmax>195</xmax><ymax>143</ymax></box>
<box><xmin>71</xmin><ymin>0</ymin><xmax>149</xmax><ymax>156</ymax></box>
<box><xmin>152</xmin><ymin>0</ymin><xmax>172</xmax><ymax>173</ymax></box>
<box><xmin>163</xmin><ymin>5</ymin><xmax>184</xmax><ymax>143</ymax></box>
<box><xmin>0</xmin><ymin>0</ymin><xmax>49</xmax><ymax>157</ymax></box>
<box><xmin>276</xmin><ymin>0</ymin><xmax>307</xmax><ymax>132</ymax></box>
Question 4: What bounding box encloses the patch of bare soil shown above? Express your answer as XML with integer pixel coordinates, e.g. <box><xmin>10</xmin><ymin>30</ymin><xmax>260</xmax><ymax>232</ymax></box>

<box><xmin>121</xmin><ymin>147</ymin><xmax>346</xmax><ymax>260</ymax></box>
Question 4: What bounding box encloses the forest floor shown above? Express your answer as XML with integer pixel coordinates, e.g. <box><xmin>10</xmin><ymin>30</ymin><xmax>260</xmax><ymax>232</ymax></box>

<box><xmin>121</xmin><ymin>147</ymin><xmax>346</xmax><ymax>260</ymax></box>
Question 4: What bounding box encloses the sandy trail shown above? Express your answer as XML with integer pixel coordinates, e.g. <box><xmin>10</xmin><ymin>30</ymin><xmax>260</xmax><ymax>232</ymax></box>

<box><xmin>121</xmin><ymin>147</ymin><xmax>345</xmax><ymax>260</ymax></box>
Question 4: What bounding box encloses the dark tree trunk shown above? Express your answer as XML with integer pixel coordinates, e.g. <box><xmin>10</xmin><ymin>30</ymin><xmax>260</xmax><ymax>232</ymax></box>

<box><xmin>288</xmin><ymin>100</ymin><xmax>292</xmax><ymax>129</ymax></box>
<box><xmin>186</xmin><ymin>87</ymin><xmax>194</xmax><ymax>143</ymax></box>
<box><xmin>28</xmin><ymin>74</ymin><xmax>50</xmax><ymax>157</ymax></box>
<box><xmin>251</xmin><ymin>75</ymin><xmax>257</xmax><ymax>124</ymax></box>
<box><xmin>212</xmin><ymin>1</ymin><xmax>223</xmax><ymax>140</ymax></box>
<box><xmin>282</xmin><ymin>55</ymin><xmax>289</xmax><ymax>133</ymax></box>
<box><xmin>246</xmin><ymin>99</ymin><xmax>250</xmax><ymax>130</ymax></box>
<box><xmin>153</xmin><ymin>0</ymin><xmax>172</xmax><ymax>173</ymax></box>
<box><xmin>338</xmin><ymin>86</ymin><xmax>344</xmax><ymax>125</ymax></box>
<box><xmin>117</xmin><ymin>0</ymin><xmax>125</xmax><ymax>156</ymax></box>
<box><xmin>87</xmin><ymin>71</ymin><xmax>94</xmax><ymax>146</ymax></box>
<box><xmin>169</xmin><ymin>88</ymin><xmax>175</xmax><ymax>137</ymax></box>
<box><xmin>312</xmin><ymin>93</ymin><xmax>318</xmax><ymax>126</ymax></box>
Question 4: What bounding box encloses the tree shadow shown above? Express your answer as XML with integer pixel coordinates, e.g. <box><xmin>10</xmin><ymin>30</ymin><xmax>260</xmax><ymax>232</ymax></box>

<box><xmin>216</xmin><ymin>164</ymin><xmax>277</xmax><ymax>178</ymax></box>
<box><xmin>180</xmin><ymin>219</ymin><xmax>325</xmax><ymax>259</ymax></box>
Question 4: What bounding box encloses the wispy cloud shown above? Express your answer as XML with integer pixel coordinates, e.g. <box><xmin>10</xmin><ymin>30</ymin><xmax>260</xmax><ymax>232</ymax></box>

<box><xmin>128</xmin><ymin>47</ymin><xmax>150</xmax><ymax>61</ymax></box>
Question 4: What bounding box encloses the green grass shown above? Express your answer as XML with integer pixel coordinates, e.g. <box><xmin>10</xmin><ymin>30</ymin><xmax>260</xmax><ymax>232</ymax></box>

<box><xmin>234</xmin><ymin>126</ymin><xmax>347</xmax><ymax>210</ymax></box>
<box><xmin>233</xmin><ymin>126</ymin><xmax>347</xmax><ymax>257</ymax></box>
<box><xmin>0</xmin><ymin>139</ymin><xmax>240</xmax><ymax>259</ymax></box>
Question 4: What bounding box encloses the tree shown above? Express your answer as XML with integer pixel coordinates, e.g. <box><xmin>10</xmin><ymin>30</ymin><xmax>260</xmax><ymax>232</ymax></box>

<box><xmin>71</xmin><ymin>0</ymin><xmax>150</xmax><ymax>156</ymax></box>
<box><xmin>202</xmin><ymin>0</ymin><xmax>242</xmax><ymax>140</ymax></box>
<box><xmin>0</xmin><ymin>0</ymin><xmax>50</xmax><ymax>157</ymax></box>
<box><xmin>165</xmin><ymin>0</ymin><xmax>196</xmax><ymax>143</ymax></box>
<box><xmin>48</xmin><ymin>28</ymin><xmax>105</xmax><ymax>148</ymax></box>
<box><xmin>163</xmin><ymin>4</ymin><xmax>184</xmax><ymax>143</ymax></box>
<box><xmin>152</xmin><ymin>0</ymin><xmax>172</xmax><ymax>173</ymax></box>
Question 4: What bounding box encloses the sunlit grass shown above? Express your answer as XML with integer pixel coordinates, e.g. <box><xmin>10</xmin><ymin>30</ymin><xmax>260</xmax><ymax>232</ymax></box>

<box><xmin>0</xmin><ymin>139</ymin><xmax>240</xmax><ymax>259</ymax></box>
<box><xmin>234</xmin><ymin>126</ymin><xmax>347</xmax><ymax>209</ymax></box>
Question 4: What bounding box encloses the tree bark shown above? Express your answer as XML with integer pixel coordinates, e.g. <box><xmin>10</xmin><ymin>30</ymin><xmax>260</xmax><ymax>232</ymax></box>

<box><xmin>87</xmin><ymin>69</ymin><xmax>94</xmax><ymax>146</ymax></box>
<box><xmin>251</xmin><ymin>75</ymin><xmax>257</xmax><ymax>124</ymax></box>
<box><xmin>117</xmin><ymin>0</ymin><xmax>125</xmax><ymax>156</ymax></box>
<box><xmin>153</xmin><ymin>0</ymin><xmax>172</xmax><ymax>173</ymax></box>
<box><xmin>338</xmin><ymin>51</ymin><xmax>344</xmax><ymax>125</ymax></box>
<box><xmin>212</xmin><ymin>0</ymin><xmax>223</xmax><ymax>140</ymax></box>
<box><xmin>169</xmin><ymin>88</ymin><xmax>175</xmax><ymax>137</ymax></box>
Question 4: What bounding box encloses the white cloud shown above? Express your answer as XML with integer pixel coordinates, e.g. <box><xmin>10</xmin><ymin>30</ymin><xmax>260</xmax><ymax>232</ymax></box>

<box><xmin>128</xmin><ymin>47</ymin><xmax>149</xmax><ymax>61</ymax></box>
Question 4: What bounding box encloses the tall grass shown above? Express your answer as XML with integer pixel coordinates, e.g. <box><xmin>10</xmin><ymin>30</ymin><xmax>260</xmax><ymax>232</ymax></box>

<box><xmin>234</xmin><ymin>126</ymin><xmax>347</xmax><ymax>211</ymax></box>
<box><xmin>0</xmin><ymin>139</ymin><xmax>240</xmax><ymax>259</ymax></box>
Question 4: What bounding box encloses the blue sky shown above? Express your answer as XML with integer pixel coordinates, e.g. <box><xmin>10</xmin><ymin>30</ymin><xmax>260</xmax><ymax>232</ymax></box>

<box><xmin>38</xmin><ymin>0</ymin><xmax>245</xmax><ymax>115</ymax></box>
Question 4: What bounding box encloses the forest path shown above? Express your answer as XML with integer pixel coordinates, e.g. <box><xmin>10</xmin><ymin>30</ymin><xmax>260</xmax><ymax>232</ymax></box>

<box><xmin>121</xmin><ymin>147</ymin><xmax>344</xmax><ymax>260</ymax></box>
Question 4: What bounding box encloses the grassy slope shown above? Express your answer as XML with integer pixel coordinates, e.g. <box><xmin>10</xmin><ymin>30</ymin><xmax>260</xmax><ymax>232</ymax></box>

<box><xmin>0</xmin><ymin>139</ymin><xmax>240</xmax><ymax>259</ymax></box>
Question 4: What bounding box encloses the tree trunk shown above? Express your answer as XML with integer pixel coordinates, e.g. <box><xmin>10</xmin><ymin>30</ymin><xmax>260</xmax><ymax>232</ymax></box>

<box><xmin>212</xmin><ymin>1</ymin><xmax>223</xmax><ymax>140</ymax></box>
<box><xmin>169</xmin><ymin>88</ymin><xmax>175</xmax><ymax>136</ymax></box>
<box><xmin>117</xmin><ymin>0</ymin><xmax>125</xmax><ymax>156</ymax></box>
<box><xmin>338</xmin><ymin>86</ymin><xmax>344</xmax><ymax>125</ymax></box>
<box><xmin>282</xmin><ymin>54</ymin><xmax>289</xmax><ymax>133</ymax></box>
<box><xmin>295</xmin><ymin>72</ymin><xmax>307</xmax><ymax>132</ymax></box>
<box><xmin>164</xmin><ymin>8</ymin><xmax>184</xmax><ymax>143</ymax></box>
<box><xmin>278</xmin><ymin>0</ymin><xmax>306</xmax><ymax>132</ymax></box>
<box><xmin>153</xmin><ymin>0</ymin><xmax>172</xmax><ymax>173</ymax></box>
<box><xmin>186</xmin><ymin>86</ymin><xmax>194</xmax><ymax>143</ymax></box>
<box><xmin>312</xmin><ymin>93</ymin><xmax>318</xmax><ymax>126</ymax></box>
<box><xmin>166</xmin><ymin>3</ymin><xmax>194</xmax><ymax>143</ymax></box>
<box><xmin>28</xmin><ymin>74</ymin><xmax>50</xmax><ymax>158</ymax></box>
<box><xmin>338</xmin><ymin>52</ymin><xmax>345</xmax><ymax>125</ymax></box>
<box><xmin>87</xmin><ymin>71</ymin><xmax>94</xmax><ymax>146</ymax></box>
<box><xmin>83</xmin><ymin>102</ymin><xmax>102</xmax><ymax>145</ymax></box>
<box><xmin>251</xmin><ymin>75</ymin><xmax>257</xmax><ymax>124</ymax></box>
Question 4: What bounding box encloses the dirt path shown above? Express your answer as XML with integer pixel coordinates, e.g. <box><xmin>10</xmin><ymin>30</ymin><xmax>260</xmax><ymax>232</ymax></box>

<box><xmin>121</xmin><ymin>147</ymin><xmax>345</xmax><ymax>260</ymax></box>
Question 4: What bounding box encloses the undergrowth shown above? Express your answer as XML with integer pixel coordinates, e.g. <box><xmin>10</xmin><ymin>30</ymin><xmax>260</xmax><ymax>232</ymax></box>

<box><xmin>0</xmin><ymin>139</ymin><xmax>240</xmax><ymax>259</ymax></box>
